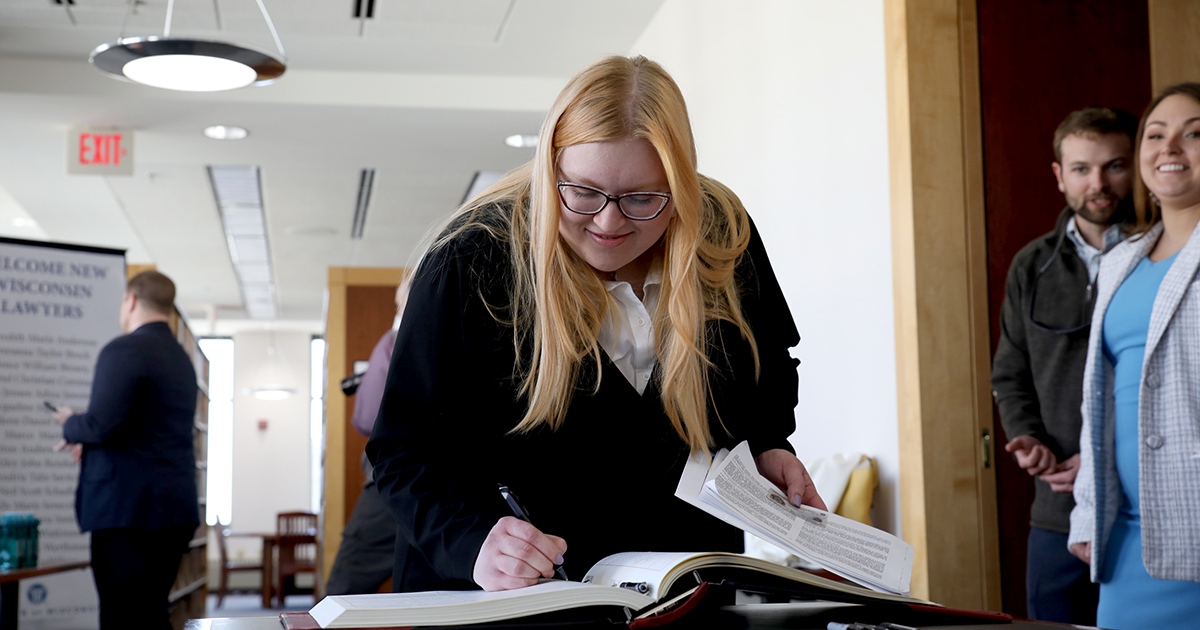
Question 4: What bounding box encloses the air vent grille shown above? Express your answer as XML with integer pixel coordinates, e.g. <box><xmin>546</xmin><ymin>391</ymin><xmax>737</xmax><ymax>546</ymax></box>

<box><xmin>350</xmin><ymin>168</ymin><xmax>375</xmax><ymax>240</ymax></box>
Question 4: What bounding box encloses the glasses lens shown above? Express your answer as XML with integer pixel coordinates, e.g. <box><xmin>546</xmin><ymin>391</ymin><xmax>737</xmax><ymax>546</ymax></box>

<box><xmin>559</xmin><ymin>184</ymin><xmax>607</xmax><ymax>213</ymax></box>
<box><xmin>618</xmin><ymin>194</ymin><xmax>669</xmax><ymax>219</ymax></box>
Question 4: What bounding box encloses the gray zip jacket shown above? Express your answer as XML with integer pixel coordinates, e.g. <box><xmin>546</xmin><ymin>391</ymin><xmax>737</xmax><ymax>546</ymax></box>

<box><xmin>991</xmin><ymin>207</ymin><xmax>1096</xmax><ymax>533</ymax></box>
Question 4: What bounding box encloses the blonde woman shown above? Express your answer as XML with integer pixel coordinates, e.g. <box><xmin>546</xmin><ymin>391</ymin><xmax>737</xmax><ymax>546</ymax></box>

<box><xmin>367</xmin><ymin>55</ymin><xmax>825</xmax><ymax>593</ymax></box>
<box><xmin>1069</xmin><ymin>83</ymin><xmax>1200</xmax><ymax>628</ymax></box>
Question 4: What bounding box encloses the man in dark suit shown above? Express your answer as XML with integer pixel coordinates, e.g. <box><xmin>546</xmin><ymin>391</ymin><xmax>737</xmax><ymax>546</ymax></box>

<box><xmin>53</xmin><ymin>270</ymin><xmax>199</xmax><ymax>630</ymax></box>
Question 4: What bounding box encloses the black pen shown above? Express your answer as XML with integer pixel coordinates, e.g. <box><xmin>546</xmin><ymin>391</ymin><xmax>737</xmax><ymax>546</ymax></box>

<box><xmin>498</xmin><ymin>483</ymin><xmax>569</xmax><ymax>581</ymax></box>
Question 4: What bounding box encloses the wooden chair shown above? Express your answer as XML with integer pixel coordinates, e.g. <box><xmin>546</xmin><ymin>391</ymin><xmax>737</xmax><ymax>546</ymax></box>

<box><xmin>215</xmin><ymin>526</ymin><xmax>264</xmax><ymax>608</ymax></box>
<box><xmin>275</xmin><ymin>511</ymin><xmax>319</xmax><ymax>606</ymax></box>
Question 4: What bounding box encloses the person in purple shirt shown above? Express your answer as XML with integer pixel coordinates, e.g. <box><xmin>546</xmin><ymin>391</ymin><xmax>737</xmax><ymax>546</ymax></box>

<box><xmin>325</xmin><ymin>282</ymin><xmax>407</xmax><ymax>594</ymax></box>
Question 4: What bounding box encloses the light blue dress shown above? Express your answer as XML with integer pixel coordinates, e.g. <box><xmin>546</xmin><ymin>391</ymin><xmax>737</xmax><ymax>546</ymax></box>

<box><xmin>1098</xmin><ymin>250</ymin><xmax>1200</xmax><ymax>629</ymax></box>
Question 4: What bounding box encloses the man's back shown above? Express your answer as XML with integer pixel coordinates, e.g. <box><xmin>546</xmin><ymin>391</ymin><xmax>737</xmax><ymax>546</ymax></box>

<box><xmin>64</xmin><ymin>321</ymin><xmax>199</xmax><ymax>532</ymax></box>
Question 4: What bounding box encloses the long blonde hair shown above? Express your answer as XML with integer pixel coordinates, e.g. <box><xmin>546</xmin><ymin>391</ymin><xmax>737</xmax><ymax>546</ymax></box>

<box><xmin>428</xmin><ymin>56</ymin><xmax>758</xmax><ymax>454</ymax></box>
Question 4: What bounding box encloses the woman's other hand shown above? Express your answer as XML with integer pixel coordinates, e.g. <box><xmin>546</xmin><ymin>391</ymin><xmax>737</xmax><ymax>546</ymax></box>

<box><xmin>473</xmin><ymin>516</ymin><xmax>568</xmax><ymax>591</ymax></box>
<box><xmin>755</xmin><ymin>448</ymin><xmax>828</xmax><ymax>510</ymax></box>
<box><xmin>1040</xmin><ymin>454</ymin><xmax>1081</xmax><ymax>493</ymax></box>
<box><xmin>1069</xmin><ymin>542</ymin><xmax>1091</xmax><ymax>565</ymax></box>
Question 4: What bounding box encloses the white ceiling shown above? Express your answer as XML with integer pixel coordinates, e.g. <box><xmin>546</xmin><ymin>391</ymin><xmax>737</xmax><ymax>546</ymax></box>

<box><xmin>0</xmin><ymin>0</ymin><xmax>664</xmax><ymax>334</ymax></box>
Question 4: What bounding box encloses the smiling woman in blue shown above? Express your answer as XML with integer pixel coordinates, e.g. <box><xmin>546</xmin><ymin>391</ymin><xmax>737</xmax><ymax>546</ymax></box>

<box><xmin>1069</xmin><ymin>82</ymin><xmax>1200</xmax><ymax>629</ymax></box>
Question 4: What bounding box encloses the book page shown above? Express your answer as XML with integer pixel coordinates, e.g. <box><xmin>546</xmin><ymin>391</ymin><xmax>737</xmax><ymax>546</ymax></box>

<box><xmin>581</xmin><ymin>551</ymin><xmax>696</xmax><ymax>600</ymax></box>
<box><xmin>587</xmin><ymin>550</ymin><xmax>928</xmax><ymax>609</ymax></box>
<box><xmin>678</xmin><ymin>442</ymin><xmax>913</xmax><ymax>595</ymax></box>
<box><xmin>702</xmin><ymin>442</ymin><xmax>913</xmax><ymax>594</ymax></box>
<box><xmin>309</xmin><ymin>581</ymin><xmax>653</xmax><ymax>628</ymax></box>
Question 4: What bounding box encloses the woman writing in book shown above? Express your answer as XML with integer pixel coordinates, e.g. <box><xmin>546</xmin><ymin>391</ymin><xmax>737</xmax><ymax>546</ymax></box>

<box><xmin>1067</xmin><ymin>83</ymin><xmax>1200</xmax><ymax>629</ymax></box>
<box><xmin>367</xmin><ymin>55</ymin><xmax>826</xmax><ymax>593</ymax></box>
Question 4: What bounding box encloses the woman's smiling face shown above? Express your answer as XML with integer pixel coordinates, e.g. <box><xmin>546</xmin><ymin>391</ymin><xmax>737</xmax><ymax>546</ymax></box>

<box><xmin>1140</xmin><ymin>93</ymin><xmax>1200</xmax><ymax>211</ymax></box>
<box><xmin>556</xmin><ymin>137</ymin><xmax>675</xmax><ymax>282</ymax></box>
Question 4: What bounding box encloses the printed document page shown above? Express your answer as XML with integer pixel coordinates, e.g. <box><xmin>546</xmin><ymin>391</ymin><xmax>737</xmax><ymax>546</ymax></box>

<box><xmin>676</xmin><ymin>441</ymin><xmax>913</xmax><ymax>595</ymax></box>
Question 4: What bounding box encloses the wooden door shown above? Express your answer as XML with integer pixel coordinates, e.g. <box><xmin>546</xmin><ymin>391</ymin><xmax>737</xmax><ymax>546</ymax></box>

<box><xmin>975</xmin><ymin>0</ymin><xmax>1150</xmax><ymax>616</ymax></box>
<box><xmin>323</xmin><ymin>267</ymin><xmax>405</xmax><ymax>579</ymax></box>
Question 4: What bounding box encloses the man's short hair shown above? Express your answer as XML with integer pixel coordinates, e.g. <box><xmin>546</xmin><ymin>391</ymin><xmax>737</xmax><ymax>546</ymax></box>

<box><xmin>1052</xmin><ymin>107</ymin><xmax>1138</xmax><ymax>163</ymax></box>
<box><xmin>127</xmin><ymin>270</ymin><xmax>175</xmax><ymax>315</ymax></box>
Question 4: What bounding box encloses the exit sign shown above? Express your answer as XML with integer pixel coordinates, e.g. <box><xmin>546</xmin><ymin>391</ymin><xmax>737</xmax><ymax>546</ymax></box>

<box><xmin>68</xmin><ymin>127</ymin><xmax>134</xmax><ymax>176</ymax></box>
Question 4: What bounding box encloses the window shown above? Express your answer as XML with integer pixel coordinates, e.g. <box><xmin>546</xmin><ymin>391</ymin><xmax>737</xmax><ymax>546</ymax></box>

<box><xmin>199</xmin><ymin>338</ymin><xmax>234</xmax><ymax>526</ymax></box>
<box><xmin>310</xmin><ymin>337</ymin><xmax>326</xmax><ymax>513</ymax></box>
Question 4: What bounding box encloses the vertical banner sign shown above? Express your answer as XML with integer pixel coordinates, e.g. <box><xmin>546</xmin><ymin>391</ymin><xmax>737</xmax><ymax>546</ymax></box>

<box><xmin>66</xmin><ymin>127</ymin><xmax>134</xmax><ymax>177</ymax></box>
<box><xmin>0</xmin><ymin>237</ymin><xmax>125</xmax><ymax>630</ymax></box>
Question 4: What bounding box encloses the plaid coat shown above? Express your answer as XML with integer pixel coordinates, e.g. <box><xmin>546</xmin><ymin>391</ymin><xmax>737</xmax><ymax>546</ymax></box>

<box><xmin>1070</xmin><ymin>220</ymin><xmax>1200</xmax><ymax>582</ymax></box>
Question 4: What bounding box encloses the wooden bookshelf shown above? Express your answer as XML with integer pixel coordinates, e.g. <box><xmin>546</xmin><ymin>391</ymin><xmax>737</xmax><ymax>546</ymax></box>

<box><xmin>169</xmin><ymin>309</ymin><xmax>210</xmax><ymax>630</ymax></box>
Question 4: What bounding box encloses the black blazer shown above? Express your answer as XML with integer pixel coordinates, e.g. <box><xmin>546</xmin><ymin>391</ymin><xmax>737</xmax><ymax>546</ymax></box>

<box><xmin>63</xmin><ymin>321</ymin><xmax>199</xmax><ymax>532</ymax></box>
<box><xmin>367</xmin><ymin>206</ymin><xmax>802</xmax><ymax>591</ymax></box>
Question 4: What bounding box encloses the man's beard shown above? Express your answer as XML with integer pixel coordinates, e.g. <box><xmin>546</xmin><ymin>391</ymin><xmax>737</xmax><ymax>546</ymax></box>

<box><xmin>1071</xmin><ymin>192</ymin><xmax>1133</xmax><ymax>227</ymax></box>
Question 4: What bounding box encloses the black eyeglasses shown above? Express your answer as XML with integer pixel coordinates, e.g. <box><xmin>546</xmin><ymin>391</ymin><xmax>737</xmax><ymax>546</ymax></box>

<box><xmin>556</xmin><ymin>181</ymin><xmax>671</xmax><ymax>221</ymax></box>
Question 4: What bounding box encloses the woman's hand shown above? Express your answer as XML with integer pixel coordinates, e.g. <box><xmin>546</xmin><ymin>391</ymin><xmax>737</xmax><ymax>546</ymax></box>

<box><xmin>1040</xmin><ymin>454</ymin><xmax>1081</xmax><ymax>493</ymax></box>
<box><xmin>754</xmin><ymin>448</ymin><xmax>828</xmax><ymax>510</ymax></box>
<box><xmin>473</xmin><ymin>516</ymin><xmax>568</xmax><ymax>591</ymax></box>
<box><xmin>1069</xmin><ymin>542</ymin><xmax>1091</xmax><ymax>565</ymax></box>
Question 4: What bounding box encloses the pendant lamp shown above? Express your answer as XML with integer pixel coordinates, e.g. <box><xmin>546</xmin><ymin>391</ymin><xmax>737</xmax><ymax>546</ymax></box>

<box><xmin>246</xmin><ymin>329</ymin><xmax>297</xmax><ymax>401</ymax></box>
<box><xmin>90</xmin><ymin>0</ymin><xmax>286</xmax><ymax>92</ymax></box>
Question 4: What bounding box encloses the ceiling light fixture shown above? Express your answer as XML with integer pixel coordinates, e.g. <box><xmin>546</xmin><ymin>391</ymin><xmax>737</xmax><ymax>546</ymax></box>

<box><xmin>90</xmin><ymin>0</ymin><xmax>287</xmax><ymax>92</ymax></box>
<box><xmin>247</xmin><ymin>330</ymin><xmax>297</xmax><ymax>400</ymax></box>
<box><xmin>204</xmin><ymin>125</ymin><xmax>250</xmax><ymax>140</ymax></box>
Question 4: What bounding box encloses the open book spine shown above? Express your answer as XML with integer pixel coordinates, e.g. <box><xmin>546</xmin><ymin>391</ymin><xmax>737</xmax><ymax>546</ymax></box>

<box><xmin>627</xmin><ymin>581</ymin><xmax>711</xmax><ymax>629</ymax></box>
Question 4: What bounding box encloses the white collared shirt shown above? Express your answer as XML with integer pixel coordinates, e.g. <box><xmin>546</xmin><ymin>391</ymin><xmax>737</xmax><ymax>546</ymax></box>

<box><xmin>1065</xmin><ymin>215</ymin><xmax>1123</xmax><ymax>283</ymax></box>
<box><xmin>598</xmin><ymin>266</ymin><xmax>662</xmax><ymax>395</ymax></box>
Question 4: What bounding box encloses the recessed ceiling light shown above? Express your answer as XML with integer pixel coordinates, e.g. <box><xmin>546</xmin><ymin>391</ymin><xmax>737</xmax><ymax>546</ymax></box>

<box><xmin>12</xmin><ymin>217</ymin><xmax>34</xmax><ymax>228</ymax></box>
<box><xmin>505</xmin><ymin>134</ymin><xmax>538</xmax><ymax>148</ymax></box>
<box><xmin>204</xmin><ymin>125</ymin><xmax>249</xmax><ymax>140</ymax></box>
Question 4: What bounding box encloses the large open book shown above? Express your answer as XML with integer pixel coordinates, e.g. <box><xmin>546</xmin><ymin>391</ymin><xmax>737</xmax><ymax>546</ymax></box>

<box><xmin>676</xmin><ymin>441</ymin><xmax>914</xmax><ymax>595</ymax></box>
<box><xmin>307</xmin><ymin>550</ymin><xmax>927</xmax><ymax>628</ymax></box>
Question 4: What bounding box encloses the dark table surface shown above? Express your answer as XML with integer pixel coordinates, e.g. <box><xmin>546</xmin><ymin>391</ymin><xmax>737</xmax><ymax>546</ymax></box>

<box><xmin>182</xmin><ymin>602</ymin><xmax>1099</xmax><ymax>630</ymax></box>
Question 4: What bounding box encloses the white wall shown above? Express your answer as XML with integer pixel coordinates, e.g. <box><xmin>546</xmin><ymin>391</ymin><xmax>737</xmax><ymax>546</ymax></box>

<box><xmin>223</xmin><ymin>329</ymin><xmax>315</xmax><ymax>561</ymax></box>
<box><xmin>632</xmin><ymin>0</ymin><xmax>900</xmax><ymax>534</ymax></box>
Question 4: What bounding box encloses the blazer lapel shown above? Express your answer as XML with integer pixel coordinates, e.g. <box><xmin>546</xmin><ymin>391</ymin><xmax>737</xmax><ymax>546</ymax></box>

<box><xmin>1145</xmin><ymin>220</ymin><xmax>1200</xmax><ymax>353</ymax></box>
<box><xmin>1093</xmin><ymin>225</ymin><xmax>1161</xmax><ymax>330</ymax></box>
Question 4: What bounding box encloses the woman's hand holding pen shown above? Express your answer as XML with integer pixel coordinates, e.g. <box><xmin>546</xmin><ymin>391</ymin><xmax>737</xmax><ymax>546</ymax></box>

<box><xmin>473</xmin><ymin>516</ymin><xmax>568</xmax><ymax>591</ymax></box>
<box><xmin>755</xmin><ymin>448</ymin><xmax>828</xmax><ymax>510</ymax></box>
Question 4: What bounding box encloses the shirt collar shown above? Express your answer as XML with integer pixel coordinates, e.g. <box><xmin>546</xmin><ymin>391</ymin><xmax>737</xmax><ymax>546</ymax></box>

<box><xmin>604</xmin><ymin>253</ymin><xmax>664</xmax><ymax>292</ymax></box>
<box><xmin>1064</xmin><ymin>214</ymin><xmax>1123</xmax><ymax>255</ymax></box>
